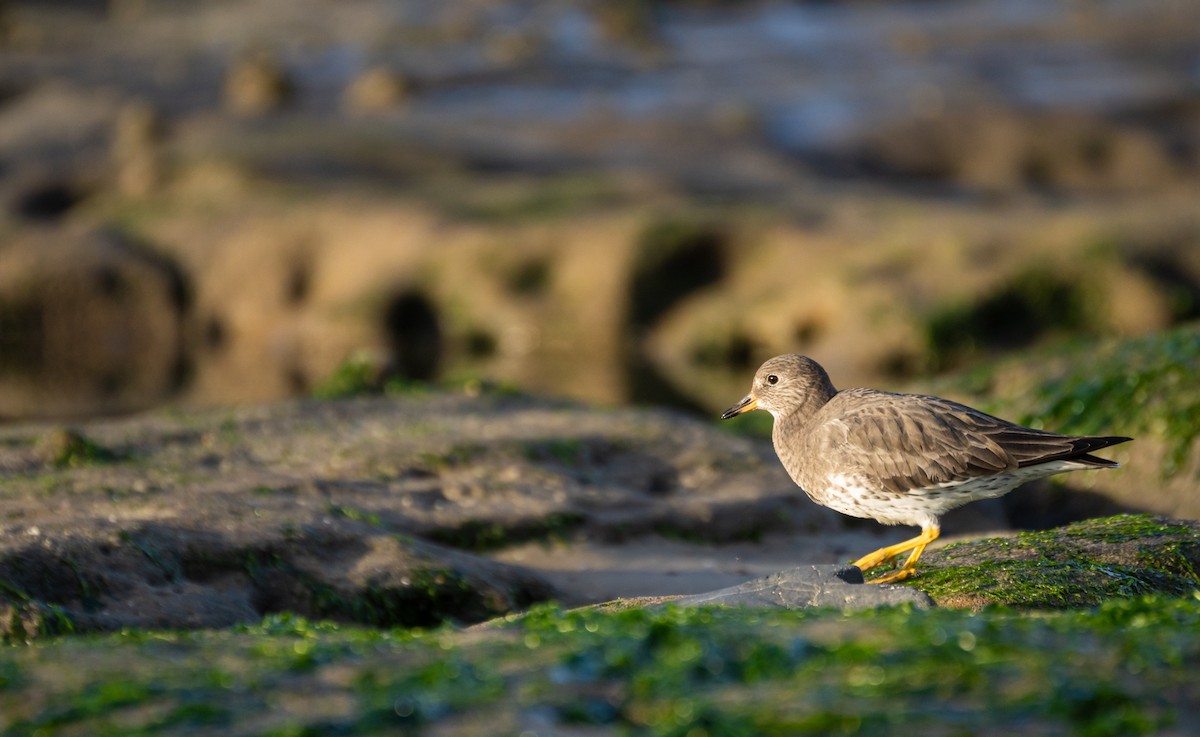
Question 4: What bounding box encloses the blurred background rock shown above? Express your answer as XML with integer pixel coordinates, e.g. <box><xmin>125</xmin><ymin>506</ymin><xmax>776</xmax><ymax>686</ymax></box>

<box><xmin>0</xmin><ymin>0</ymin><xmax>1198</xmax><ymax>420</ymax></box>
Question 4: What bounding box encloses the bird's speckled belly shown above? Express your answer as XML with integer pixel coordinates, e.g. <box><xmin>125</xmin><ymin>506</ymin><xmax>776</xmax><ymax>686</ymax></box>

<box><xmin>807</xmin><ymin>464</ymin><xmax>1075</xmax><ymax>528</ymax></box>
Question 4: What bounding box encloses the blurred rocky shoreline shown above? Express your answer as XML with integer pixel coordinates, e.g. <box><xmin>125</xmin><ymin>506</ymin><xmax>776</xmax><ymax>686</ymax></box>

<box><xmin>1</xmin><ymin>0</ymin><xmax>1199</xmax><ymax>420</ymax></box>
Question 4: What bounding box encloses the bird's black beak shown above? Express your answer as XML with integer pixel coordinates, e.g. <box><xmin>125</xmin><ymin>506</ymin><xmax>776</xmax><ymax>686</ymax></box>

<box><xmin>720</xmin><ymin>394</ymin><xmax>758</xmax><ymax>420</ymax></box>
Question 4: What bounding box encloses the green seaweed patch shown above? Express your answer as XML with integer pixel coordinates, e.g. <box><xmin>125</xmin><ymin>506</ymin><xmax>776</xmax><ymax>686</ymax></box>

<box><xmin>913</xmin><ymin>515</ymin><xmax>1200</xmax><ymax>608</ymax></box>
<box><xmin>34</xmin><ymin>428</ymin><xmax>119</xmax><ymax>469</ymax></box>
<box><xmin>651</xmin><ymin>520</ymin><xmax>766</xmax><ymax>545</ymax></box>
<box><xmin>1017</xmin><ymin>323</ymin><xmax>1200</xmax><ymax>475</ymax></box>
<box><xmin>718</xmin><ymin>408</ymin><xmax>774</xmax><ymax>439</ymax></box>
<box><xmin>0</xmin><ymin>657</ymin><xmax>22</xmax><ymax>689</ymax></box>
<box><xmin>325</xmin><ymin>504</ymin><xmax>384</xmax><ymax>528</ymax></box>
<box><xmin>312</xmin><ymin>352</ymin><xmax>431</xmax><ymax>399</ymax></box>
<box><xmin>416</xmin><ymin>442</ymin><xmax>488</xmax><ymax>471</ymax></box>
<box><xmin>117</xmin><ymin>531</ymin><xmax>183</xmax><ymax>583</ymax></box>
<box><xmin>3</xmin><ymin>596</ymin><xmax>1200</xmax><ymax>735</ymax></box>
<box><xmin>446</xmin><ymin>374</ymin><xmax>524</xmax><ymax>398</ymax></box>
<box><xmin>301</xmin><ymin>567</ymin><xmax>502</xmax><ymax>629</ymax></box>
<box><xmin>13</xmin><ymin>678</ymin><xmax>168</xmax><ymax>733</ymax></box>
<box><xmin>1136</xmin><ymin>540</ymin><xmax>1200</xmax><ymax>582</ymax></box>
<box><xmin>427</xmin><ymin>512</ymin><xmax>584</xmax><ymax>552</ymax></box>
<box><xmin>523</xmin><ymin>438</ymin><xmax>584</xmax><ymax>465</ymax></box>
<box><xmin>1055</xmin><ymin>514</ymin><xmax>1195</xmax><ymax>543</ymax></box>
<box><xmin>510</xmin><ymin>599</ymin><xmax>1190</xmax><ymax>736</ymax></box>
<box><xmin>925</xmin><ymin>266</ymin><xmax>1102</xmax><ymax>372</ymax></box>
<box><xmin>914</xmin><ymin>558</ymin><xmax>1191</xmax><ymax>609</ymax></box>
<box><xmin>231</xmin><ymin>545</ymin><xmax>507</xmax><ymax>629</ymax></box>
<box><xmin>0</xmin><ymin>580</ymin><xmax>76</xmax><ymax>643</ymax></box>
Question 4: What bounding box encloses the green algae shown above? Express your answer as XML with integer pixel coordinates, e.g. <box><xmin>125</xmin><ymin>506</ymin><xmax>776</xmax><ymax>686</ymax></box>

<box><xmin>912</xmin><ymin>515</ymin><xmax>1200</xmax><ymax>608</ymax></box>
<box><xmin>1136</xmin><ymin>540</ymin><xmax>1200</xmax><ymax>581</ymax></box>
<box><xmin>118</xmin><ymin>531</ymin><xmax>183</xmax><ymax>583</ymax></box>
<box><xmin>914</xmin><ymin>557</ymin><xmax>1192</xmax><ymax>609</ymax></box>
<box><xmin>717</xmin><ymin>407</ymin><xmax>774</xmax><ymax>439</ymax></box>
<box><xmin>301</xmin><ymin>571</ymin><xmax>470</xmax><ymax>629</ymax></box>
<box><xmin>324</xmin><ymin>504</ymin><xmax>383</xmax><ymax>528</ymax></box>
<box><xmin>34</xmin><ymin>428</ymin><xmax>119</xmax><ymax>469</ymax></box>
<box><xmin>932</xmin><ymin>323</ymin><xmax>1200</xmax><ymax>475</ymax></box>
<box><xmin>523</xmin><ymin>437</ymin><xmax>585</xmax><ymax>464</ymax></box>
<box><xmin>3</xmin><ymin>596</ymin><xmax>1199</xmax><ymax>736</ymax></box>
<box><xmin>311</xmin><ymin>352</ymin><xmax>432</xmax><ymax>399</ymax></box>
<box><xmin>0</xmin><ymin>580</ymin><xmax>75</xmax><ymax>644</ymax></box>
<box><xmin>925</xmin><ymin>266</ymin><xmax>1102</xmax><ymax>372</ymax></box>
<box><xmin>427</xmin><ymin>512</ymin><xmax>585</xmax><ymax>552</ymax></box>
<box><xmin>238</xmin><ymin>548</ymin><xmax>500</xmax><ymax>629</ymax></box>
<box><xmin>415</xmin><ymin>442</ymin><xmax>488</xmax><ymax>470</ymax></box>
<box><xmin>1016</xmin><ymin>324</ymin><xmax>1200</xmax><ymax>475</ymax></box>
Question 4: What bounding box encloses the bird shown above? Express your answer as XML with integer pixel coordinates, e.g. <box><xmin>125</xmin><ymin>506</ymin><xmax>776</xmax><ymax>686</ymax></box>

<box><xmin>721</xmin><ymin>354</ymin><xmax>1131</xmax><ymax>584</ymax></box>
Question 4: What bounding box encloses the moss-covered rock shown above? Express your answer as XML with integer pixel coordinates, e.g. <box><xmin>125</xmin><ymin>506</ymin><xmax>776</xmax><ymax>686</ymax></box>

<box><xmin>912</xmin><ymin>514</ymin><xmax>1200</xmax><ymax>609</ymax></box>
<box><xmin>32</xmin><ymin>428</ymin><xmax>118</xmax><ymax>469</ymax></box>
<box><xmin>930</xmin><ymin>323</ymin><xmax>1200</xmax><ymax>520</ymax></box>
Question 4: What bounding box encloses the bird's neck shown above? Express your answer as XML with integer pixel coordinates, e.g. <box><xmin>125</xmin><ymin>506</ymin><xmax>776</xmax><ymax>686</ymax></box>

<box><xmin>772</xmin><ymin>388</ymin><xmax>835</xmax><ymax>440</ymax></box>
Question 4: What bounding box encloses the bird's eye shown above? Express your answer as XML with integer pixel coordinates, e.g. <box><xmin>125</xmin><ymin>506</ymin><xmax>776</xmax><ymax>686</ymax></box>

<box><xmin>766</xmin><ymin>374</ymin><xmax>779</xmax><ymax>385</ymax></box>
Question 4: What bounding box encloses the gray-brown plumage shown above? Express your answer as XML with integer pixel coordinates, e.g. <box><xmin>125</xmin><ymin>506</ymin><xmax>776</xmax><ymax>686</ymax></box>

<box><xmin>721</xmin><ymin>354</ymin><xmax>1131</xmax><ymax>583</ymax></box>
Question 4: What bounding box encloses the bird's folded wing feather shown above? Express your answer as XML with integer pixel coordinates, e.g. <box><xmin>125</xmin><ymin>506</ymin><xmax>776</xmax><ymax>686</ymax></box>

<box><xmin>817</xmin><ymin>391</ymin><xmax>1088</xmax><ymax>495</ymax></box>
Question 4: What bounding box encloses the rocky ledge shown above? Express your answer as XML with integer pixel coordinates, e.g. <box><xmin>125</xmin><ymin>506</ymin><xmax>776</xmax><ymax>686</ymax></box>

<box><xmin>0</xmin><ymin>390</ymin><xmax>1196</xmax><ymax>640</ymax></box>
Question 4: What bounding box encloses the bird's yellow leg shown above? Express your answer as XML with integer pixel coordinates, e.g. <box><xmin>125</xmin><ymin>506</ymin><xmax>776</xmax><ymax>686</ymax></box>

<box><xmin>852</xmin><ymin>526</ymin><xmax>940</xmax><ymax>584</ymax></box>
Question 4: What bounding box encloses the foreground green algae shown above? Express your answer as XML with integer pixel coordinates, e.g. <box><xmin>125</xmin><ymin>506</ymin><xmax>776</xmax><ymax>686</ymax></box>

<box><xmin>910</xmin><ymin>514</ymin><xmax>1200</xmax><ymax>609</ymax></box>
<box><xmin>3</xmin><ymin>595</ymin><xmax>1199</xmax><ymax>736</ymax></box>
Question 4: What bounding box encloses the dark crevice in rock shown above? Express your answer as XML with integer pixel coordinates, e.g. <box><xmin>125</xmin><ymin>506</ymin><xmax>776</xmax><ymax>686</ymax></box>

<box><xmin>383</xmin><ymin>289</ymin><xmax>442</xmax><ymax>381</ymax></box>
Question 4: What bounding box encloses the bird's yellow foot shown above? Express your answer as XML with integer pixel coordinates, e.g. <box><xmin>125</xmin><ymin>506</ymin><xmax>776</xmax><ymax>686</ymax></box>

<box><xmin>865</xmin><ymin>567</ymin><xmax>916</xmax><ymax>584</ymax></box>
<box><xmin>852</xmin><ymin>526</ymin><xmax>940</xmax><ymax>584</ymax></box>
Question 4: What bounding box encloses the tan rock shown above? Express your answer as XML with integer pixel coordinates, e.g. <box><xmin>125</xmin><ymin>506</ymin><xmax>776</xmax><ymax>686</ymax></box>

<box><xmin>224</xmin><ymin>52</ymin><xmax>293</xmax><ymax>116</ymax></box>
<box><xmin>342</xmin><ymin>66</ymin><xmax>411</xmax><ymax>114</ymax></box>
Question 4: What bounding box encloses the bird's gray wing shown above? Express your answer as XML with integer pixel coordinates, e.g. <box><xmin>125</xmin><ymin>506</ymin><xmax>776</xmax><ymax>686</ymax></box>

<box><xmin>815</xmin><ymin>390</ymin><xmax>1075</xmax><ymax>495</ymax></box>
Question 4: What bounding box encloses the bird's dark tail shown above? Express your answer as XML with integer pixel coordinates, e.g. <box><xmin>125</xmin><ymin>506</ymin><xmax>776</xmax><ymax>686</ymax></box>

<box><xmin>1060</xmin><ymin>435</ymin><xmax>1132</xmax><ymax>468</ymax></box>
<box><xmin>1013</xmin><ymin>434</ymin><xmax>1132</xmax><ymax>468</ymax></box>
<box><xmin>1072</xmin><ymin>453</ymin><xmax>1121</xmax><ymax>468</ymax></box>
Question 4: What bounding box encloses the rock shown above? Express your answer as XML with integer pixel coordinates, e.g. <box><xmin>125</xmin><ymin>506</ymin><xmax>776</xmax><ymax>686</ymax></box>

<box><xmin>110</xmin><ymin>100</ymin><xmax>163</xmax><ymax>197</ymax></box>
<box><xmin>0</xmin><ymin>393</ymin><xmax>836</xmax><ymax>638</ymax></box>
<box><xmin>851</xmin><ymin>108</ymin><xmax>1179</xmax><ymax>195</ymax></box>
<box><xmin>671</xmin><ymin>564</ymin><xmax>934</xmax><ymax>610</ymax></box>
<box><xmin>912</xmin><ymin>514</ymin><xmax>1200</xmax><ymax>609</ymax></box>
<box><xmin>342</xmin><ymin>67</ymin><xmax>411</xmax><ymax>113</ymax></box>
<box><xmin>0</xmin><ymin>229</ymin><xmax>188</xmax><ymax>419</ymax></box>
<box><xmin>0</xmin><ymin>523</ymin><xmax>555</xmax><ymax>638</ymax></box>
<box><xmin>224</xmin><ymin>52</ymin><xmax>293</xmax><ymax>116</ymax></box>
<box><xmin>32</xmin><ymin>427</ymin><xmax>115</xmax><ymax>468</ymax></box>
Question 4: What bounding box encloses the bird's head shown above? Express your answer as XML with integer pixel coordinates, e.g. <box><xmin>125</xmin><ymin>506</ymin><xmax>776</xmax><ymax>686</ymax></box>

<box><xmin>720</xmin><ymin>354</ymin><xmax>837</xmax><ymax>421</ymax></box>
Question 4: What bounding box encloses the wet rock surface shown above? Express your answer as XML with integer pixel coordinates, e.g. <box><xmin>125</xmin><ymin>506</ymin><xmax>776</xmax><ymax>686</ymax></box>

<box><xmin>0</xmin><ymin>392</ymin><xmax>841</xmax><ymax>635</ymax></box>
<box><xmin>671</xmin><ymin>564</ymin><xmax>934</xmax><ymax>610</ymax></box>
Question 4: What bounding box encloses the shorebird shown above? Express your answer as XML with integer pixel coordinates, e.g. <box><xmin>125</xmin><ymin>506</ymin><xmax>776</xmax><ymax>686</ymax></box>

<box><xmin>722</xmin><ymin>354</ymin><xmax>1131</xmax><ymax>584</ymax></box>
